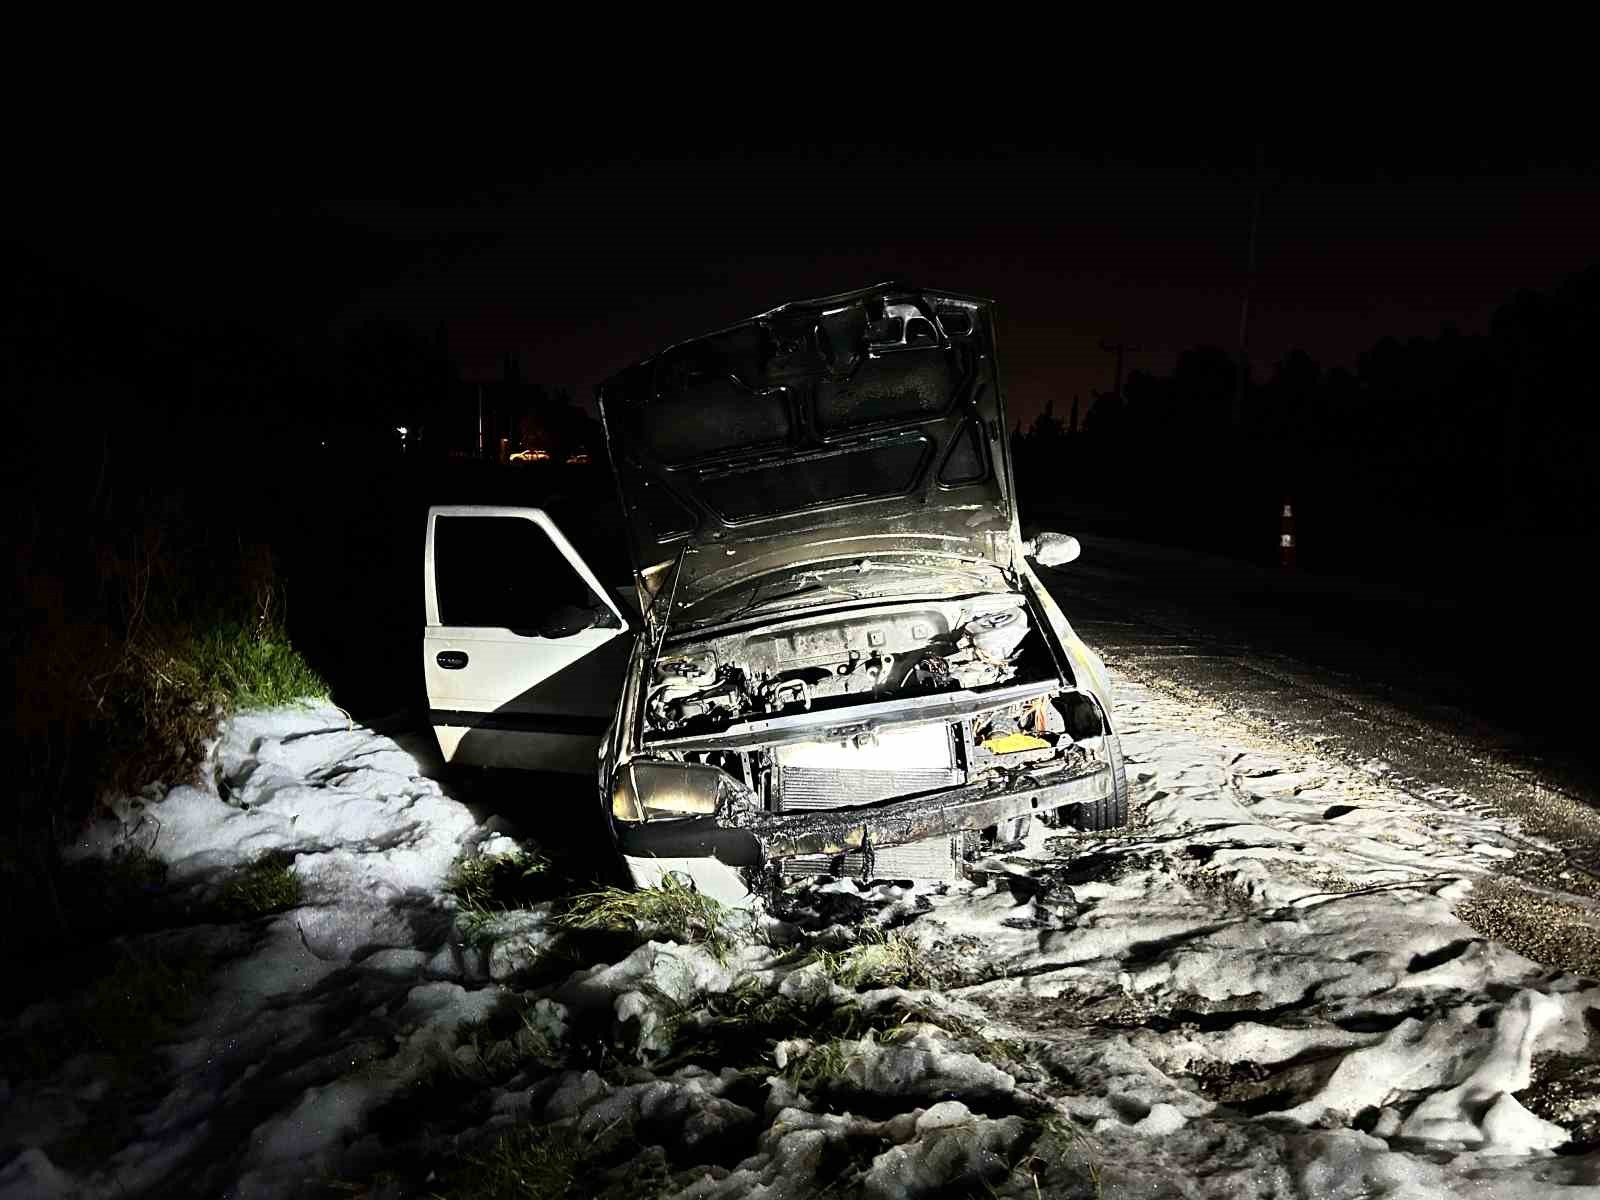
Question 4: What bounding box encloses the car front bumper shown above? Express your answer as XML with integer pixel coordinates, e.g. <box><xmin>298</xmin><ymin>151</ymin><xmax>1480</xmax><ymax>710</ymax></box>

<box><xmin>613</xmin><ymin>755</ymin><xmax>1113</xmax><ymax>871</ymax></box>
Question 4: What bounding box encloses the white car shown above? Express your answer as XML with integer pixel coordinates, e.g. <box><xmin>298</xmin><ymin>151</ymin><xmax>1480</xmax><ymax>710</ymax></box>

<box><xmin>423</xmin><ymin>284</ymin><xmax>1128</xmax><ymax>904</ymax></box>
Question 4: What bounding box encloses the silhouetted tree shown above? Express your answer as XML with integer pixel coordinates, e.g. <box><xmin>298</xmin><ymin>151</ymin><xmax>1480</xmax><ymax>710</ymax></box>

<box><xmin>1018</xmin><ymin>265</ymin><xmax>1600</xmax><ymax>557</ymax></box>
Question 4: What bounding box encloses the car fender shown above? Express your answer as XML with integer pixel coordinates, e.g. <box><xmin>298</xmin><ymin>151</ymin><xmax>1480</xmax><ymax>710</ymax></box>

<box><xmin>1017</xmin><ymin>558</ymin><xmax>1116</xmax><ymax>730</ymax></box>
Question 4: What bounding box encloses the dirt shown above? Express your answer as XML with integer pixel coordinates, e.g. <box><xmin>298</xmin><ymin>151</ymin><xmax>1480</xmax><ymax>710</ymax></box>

<box><xmin>1519</xmin><ymin>1050</ymin><xmax>1600</xmax><ymax>1152</ymax></box>
<box><xmin>1176</xmin><ymin>1053</ymin><xmax>1344</xmax><ymax>1115</ymax></box>
<box><xmin>1454</xmin><ymin>878</ymin><xmax>1600</xmax><ymax>981</ymax></box>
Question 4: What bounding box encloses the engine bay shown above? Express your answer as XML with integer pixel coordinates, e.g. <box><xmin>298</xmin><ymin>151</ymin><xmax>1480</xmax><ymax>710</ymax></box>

<box><xmin>628</xmin><ymin>588</ymin><xmax>1113</xmax><ymax>881</ymax></box>
<box><xmin>645</xmin><ymin>594</ymin><xmax>1047</xmax><ymax>736</ymax></box>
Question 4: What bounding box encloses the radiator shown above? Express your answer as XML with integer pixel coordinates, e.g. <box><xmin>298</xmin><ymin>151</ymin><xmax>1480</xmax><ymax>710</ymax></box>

<box><xmin>780</xmin><ymin>852</ymin><xmax>871</xmax><ymax>878</ymax></box>
<box><xmin>873</xmin><ymin>833</ymin><xmax>963</xmax><ymax>882</ymax></box>
<box><xmin>774</xmin><ymin>722</ymin><xmax>959</xmax><ymax>812</ymax></box>
<box><xmin>776</xmin><ymin>766</ymin><xmax>962</xmax><ymax>810</ymax></box>
<box><xmin>778</xmin><ymin>837</ymin><xmax>964</xmax><ymax>883</ymax></box>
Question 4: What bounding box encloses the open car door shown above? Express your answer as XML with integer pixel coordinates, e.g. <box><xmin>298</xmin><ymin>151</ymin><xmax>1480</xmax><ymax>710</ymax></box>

<box><xmin>424</xmin><ymin>506</ymin><xmax>633</xmax><ymax>772</ymax></box>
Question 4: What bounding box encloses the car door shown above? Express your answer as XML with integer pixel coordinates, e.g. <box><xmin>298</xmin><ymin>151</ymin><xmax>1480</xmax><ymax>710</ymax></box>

<box><xmin>424</xmin><ymin>505</ymin><xmax>634</xmax><ymax>772</ymax></box>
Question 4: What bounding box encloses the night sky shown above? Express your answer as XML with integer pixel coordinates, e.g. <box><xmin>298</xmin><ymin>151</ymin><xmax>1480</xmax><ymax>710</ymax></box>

<box><xmin>18</xmin><ymin>147</ymin><xmax>1600</xmax><ymax>426</ymax></box>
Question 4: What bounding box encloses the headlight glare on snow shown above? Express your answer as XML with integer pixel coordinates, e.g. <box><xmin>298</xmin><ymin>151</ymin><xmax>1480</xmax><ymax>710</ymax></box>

<box><xmin>611</xmin><ymin>761</ymin><xmax>749</xmax><ymax>822</ymax></box>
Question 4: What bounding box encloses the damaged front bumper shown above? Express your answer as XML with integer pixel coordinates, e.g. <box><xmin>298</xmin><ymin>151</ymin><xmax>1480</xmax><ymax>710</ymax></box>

<box><xmin>613</xmin><ymin>754</ymin><xmax>1112</xmax><ymax>872</ymax></box>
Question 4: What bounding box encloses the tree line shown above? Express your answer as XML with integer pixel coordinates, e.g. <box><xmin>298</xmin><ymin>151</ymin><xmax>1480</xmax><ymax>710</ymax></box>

<box><xmin>1011</xmin><ymin>265</ymin><xmax>1600</xmax><ymax>565</ymax></box>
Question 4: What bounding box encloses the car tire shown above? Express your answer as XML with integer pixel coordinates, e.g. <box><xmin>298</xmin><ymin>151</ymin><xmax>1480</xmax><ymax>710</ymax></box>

<box><xmin>1067</xmin><ymin>733</ymin><xmax>1130</xmax><ymax>831</ymax></box>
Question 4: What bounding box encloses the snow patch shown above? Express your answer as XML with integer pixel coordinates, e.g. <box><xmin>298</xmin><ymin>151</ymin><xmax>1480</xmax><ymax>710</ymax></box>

<box><xmin>12</xmin><ymin>678</ymin><xmax>1600</xmax><ymax>1198</ymax></box>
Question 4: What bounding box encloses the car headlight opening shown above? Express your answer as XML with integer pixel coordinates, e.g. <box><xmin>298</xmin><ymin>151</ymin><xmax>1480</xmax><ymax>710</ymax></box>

<box><xmin>610</xmin><ymin>760</ymin><xmax>752</xmax><ymax>822</ymax></box>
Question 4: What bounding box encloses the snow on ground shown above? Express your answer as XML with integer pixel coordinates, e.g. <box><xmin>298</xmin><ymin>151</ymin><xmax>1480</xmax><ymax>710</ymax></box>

<box><xmin>5</xmin><ymin>681</ymin><xmax>1600</xmax><ymax>1198</ymax></box>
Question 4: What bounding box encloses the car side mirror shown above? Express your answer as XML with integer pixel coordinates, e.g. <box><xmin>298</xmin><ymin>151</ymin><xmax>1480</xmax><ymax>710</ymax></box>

<box><xmin>1023</xmin><ymin>532</ymin><xmax>1081</xmax><ymax>568</ymax></box>
<box><xmin>539</xmin><ymin>604</ymin><xmax>600</xmax><ymax>639</ymax></box>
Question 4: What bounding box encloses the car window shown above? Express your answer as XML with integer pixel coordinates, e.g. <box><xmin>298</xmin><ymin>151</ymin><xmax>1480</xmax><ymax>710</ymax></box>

<box><xmin>434</xmin><ymin>516</ymin><xmax>608</xmax><ymax>632</ymax></box>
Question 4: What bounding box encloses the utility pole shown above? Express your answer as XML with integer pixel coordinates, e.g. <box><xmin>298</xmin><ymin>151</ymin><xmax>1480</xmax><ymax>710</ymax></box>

<box><xmin>477</xmin><ymin>383</ymin><xmax>484</xmax><ymax>459</ymax></box>
<box><xmin>1234</xmin><ymin>143</ymin><xmax>1265</xmax><ymax>428</ymax></box>
<box><xmin>1098</xmin><ymin>340</ymin><xmax>1139</xmax><ymax>403</ymax></box>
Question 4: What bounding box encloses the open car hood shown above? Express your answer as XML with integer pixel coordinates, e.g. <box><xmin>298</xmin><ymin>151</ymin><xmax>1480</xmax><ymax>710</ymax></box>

<box><xmin>597</xmin><ymin>283</ymin><xmax>1020</xmax><ymax>623</ymax></box>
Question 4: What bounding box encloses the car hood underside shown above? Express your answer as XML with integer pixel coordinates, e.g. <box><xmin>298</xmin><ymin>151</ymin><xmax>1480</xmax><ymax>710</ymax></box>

<box><xmin>597</xmin><ymin>283</ymin><xmax>1019</xmax><ymax>623</ymax></box>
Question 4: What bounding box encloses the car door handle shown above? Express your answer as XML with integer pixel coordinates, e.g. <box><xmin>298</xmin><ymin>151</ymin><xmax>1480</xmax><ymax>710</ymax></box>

<box><xmin>436</xmin><ymin>650</ymin><xmax>469</xmax><ymax>670</ymax></box>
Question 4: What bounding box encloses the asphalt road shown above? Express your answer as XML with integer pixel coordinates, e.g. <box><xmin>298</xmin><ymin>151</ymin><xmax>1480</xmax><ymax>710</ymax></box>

<box><xmin>1038</xmin><ymin>535</ymin><xmax>1600</xmax><ymax>878</ymax></box>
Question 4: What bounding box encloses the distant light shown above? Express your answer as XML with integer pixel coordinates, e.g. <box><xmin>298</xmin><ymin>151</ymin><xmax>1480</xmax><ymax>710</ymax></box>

<box><xmin>395</xmin><ymin>425</ymin><xmax>408</xmax><ymax>436</ymax></box>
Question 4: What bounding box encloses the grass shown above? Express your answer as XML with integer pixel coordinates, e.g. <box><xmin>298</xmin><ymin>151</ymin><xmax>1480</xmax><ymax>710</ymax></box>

<box><xmin>444</xmin><ymin>849</ymin><xmax>558</xmax><ymax>945</ymax></box>
<box><xmin>649</xmin><ymin>967</ymin><xmax>1027</xmax><ymax>1089</ymax></box>
<box><xmin>426</xmin><ymin>1112</ymin><xmax>666</xmax><ymax>1200</ymax></box>
<box><xmin>430</xmin><ymin>1123</ymin><xmax>587</xmax><ymax>1200</ymax></box>
<box><xmin>213</xmin><ymin>852</ymin><xmax>302</xmax><ymax>920</ymax></box>
<box><xmin>8</xmin><ymin>610</ymin><xmax>327</xmax><ymax>954</ymax></box>
<box><xmin>782</xmin><ymin>1035</ymin><xmax>866</xmax><ymax>1092</ymax></box>
<box><xmin>39</xmin><ymin>944</ymin><xmax>213</xmax><ymax>1171</ymax></box>
<box><xmin>0</xmin><ymin>849</ymin><xmax>304</xmax><ymax>1119</ymax></box>
<box><xmin>367</xmin><ymin>998</ymin><xmax>633</xmax><ymax>1168</ymax></box>
<box><xmin>13</xmin><ymin>521</ymin><xmax>328</xmax><ymax>953</ymax></box>
<box><xmin>776</xmin><ymin>1011</ymin><xmax>1031</xmax><ymax>1095</ymax></box>
<box><xmin>441</xmin><ymin>1005</ymin><xmax>569</xmax><ymax>1084</ymax></box>
<box><xmin>1021</xmin><ymin>1115</ymin><xmax>1102</xmax><ymax>1198</ymax></box>
<box><xmin>81</xmin><ymin>943</ymin><xmax>212</xmax><ymax>1060</ymax></box>
<box><xmin>99</xmin><ymin>616</ymin><xmax>329</xmax><ymax>797</ymax></box>
<box><xmin>556</xmin><ymin>875</ymin><xmax>741</xmax><ymax>962</ymax></box>
<box><xmin>810</xmin><ymin>926</ymin><xmax>942</xmax><ymax>991</ymax></box>
<box><xmin>54</xmin><ymin>847</ymin><xmax>169</xmax><ymax>936</ymax></box>
<box><xmin>2</xmin><ymin>940</ymin><xmax>213</xmax><ymax>1088</ymax></box>
<box><xmin>446</xmin><ymin>849</ymin><xmax>554</xmax><ymax>910</ymax></box>
<box><xmin>385</xmin><ymin>948</ymin><xmax>1054</xmax><ymax>1197</ymax></box>
<box><xmin>184</xmin><ymin>620</ymin><xmax>330</xmax><ymax>709</ymax></box>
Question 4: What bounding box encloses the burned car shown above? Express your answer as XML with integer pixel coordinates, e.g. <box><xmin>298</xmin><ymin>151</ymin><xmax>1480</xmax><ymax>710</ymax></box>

<box><xmin>423</xmin><ymin>284</ymin><xmax>1128</xmax><ymax>902</ymax></box>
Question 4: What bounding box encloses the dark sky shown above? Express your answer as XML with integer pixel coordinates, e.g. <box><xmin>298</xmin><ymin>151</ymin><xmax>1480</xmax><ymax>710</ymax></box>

<box><xmin>17</xmin><ymin>147</ymin><xmax>1600</xmax><ymax>428</ymax></box>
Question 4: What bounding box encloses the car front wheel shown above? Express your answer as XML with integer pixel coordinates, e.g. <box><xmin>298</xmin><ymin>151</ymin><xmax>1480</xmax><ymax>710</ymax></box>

<box><xmin>1066</xmin><ymin>733</ymin><xmax>1129</xmax><ymax>831</ymax></box>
